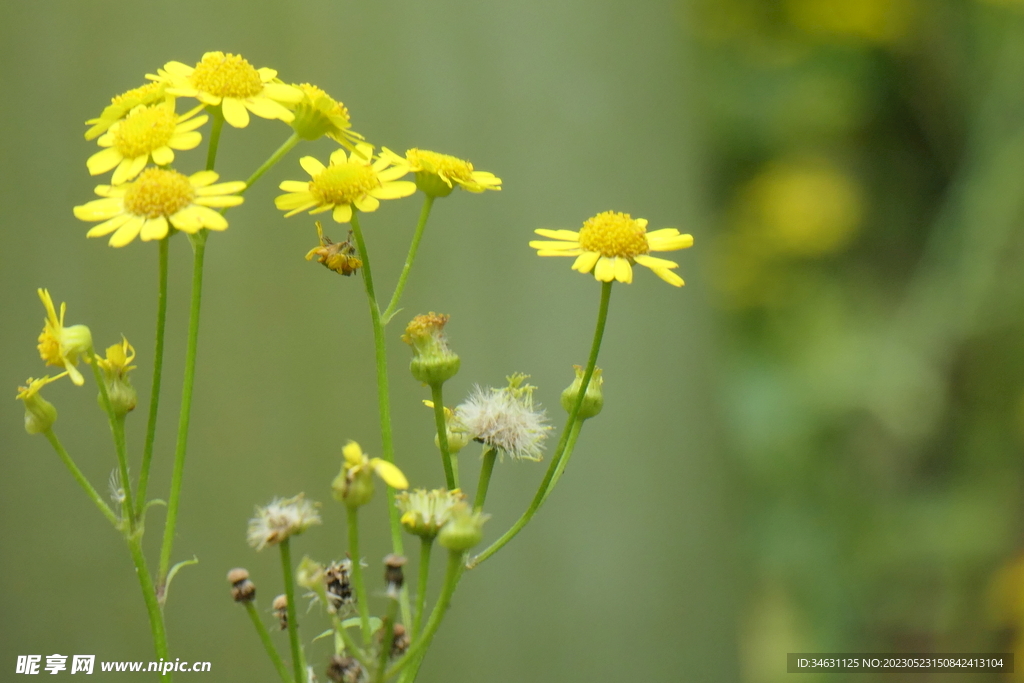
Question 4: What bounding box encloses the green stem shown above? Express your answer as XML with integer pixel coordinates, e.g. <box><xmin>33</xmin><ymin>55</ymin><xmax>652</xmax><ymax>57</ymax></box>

<box><xmin>333</xmin><ymin>612</ymin><xmax>370</xmax><ymax>665</ymax></box>
<box><xmin>473</xmin><ymin>448</ymin><xmax>497</xmax><ymax>511</ymax></box>
<box><xmin>429</xmin><ymin>384</ymin><xmax>457</xmax><ymax>489</ymax></box>
<box><xmin>349</xmin><ymin>212</ymin><xmax>412</xmax><ymax>627</ymax></box>
<box><xmin>347</xmin><ymin>507</ymin><xmax>373</xmax><ymax>643</ymax></box>
<box><xmin>244</xmin><ymin>601</ymin><xmax>293</xmax><ymax>683</ymax></box>
<box><xmin>381</xmin><ymin>195</ymin><xmax>435</xmax><ymax>324</ymax></box>
<box><xmin>468</xmin><ymin>281</ymin><xmax>612</xmax><ymax>569</ymax></box>
<box><xmin>205</xmin><ymin>108</ymin><xmax>224</xmax><ymax>171</ymax></box>
<box><xmin>385</xmin><ymin>551</ymin><xmax>463</xmax><ymax>680</ymax></box>
<box><xmin>411</xmin><ymin>538</ymin><xmax>432</xmax><ymax>639</ymax></box>
<box><xmin>158</xmin><ymin>230</ymin><xmax>207</xmax><ymax>586</ymax></box>
<box><xmin>136</xmin><ymin>236</ymin><xmax>169</xmax><ymax>518</ymax></box>
<box><xmin>127</xmin><ymin>535</ymin><xmax>171</xmax><ymax>682</ymax></box>
<box><xmin>43</xmin><ymin>429</ymin><xmax>118</xmax><ymax>528</ymax></box>
<box><xmin>375</xmin><ymin>599</ymin><xmax>400</xmax><ymax>683</ymax></box>
<box><xmin>90</xmin><ymin>356</ymin><xmax>135</xmax><ymax>528</ymax></box>
<box><xmin>279</xmin><ymin>539</ymin><xmax>305</xmax><ymax>683</ymax></box>
<box><xmin>544</xmin><ymin>419</ymin><xmax>584</xmax><ymax>499</ymax></box>
<box><xmin>243</xmin><ymin>132</ymin><xmax>301</xmax><ymax>194</ymax></box>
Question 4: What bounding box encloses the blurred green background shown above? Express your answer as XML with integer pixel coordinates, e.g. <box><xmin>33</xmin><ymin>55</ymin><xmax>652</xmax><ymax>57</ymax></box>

<box><xmin>2</xmin><ymin>0</ymin><xmax>1023</xmax><ymax>681</ymax></box>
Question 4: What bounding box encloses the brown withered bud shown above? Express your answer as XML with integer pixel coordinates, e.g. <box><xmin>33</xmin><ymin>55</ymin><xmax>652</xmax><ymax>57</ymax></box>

<box><xmin>374</xmin><ymin>623</ymin><xmax>409</xmax><ymax>659</ymax></box>
<box><xmin>383</xmin><ymin>554</ymin><xmax>407</xmax><ymax>597</ymax></box>
<box><xmin>227</xmin><ymin>567</ymin><xmax>256</xmax><ymax>603</ymax></box>
<box><xmin>325</xmin><ymin>559</ymin><xmax>354</xmax><ymax>614</ymax></box>
<box><xmin>326</xmin><ymin>655</ymin><xmax>365</xmax><ymax>683</ymax></box>
<box><xmin>272</xmin><ymin>594</ymin><xmax>288</xmax><ymax>630</ymax></box>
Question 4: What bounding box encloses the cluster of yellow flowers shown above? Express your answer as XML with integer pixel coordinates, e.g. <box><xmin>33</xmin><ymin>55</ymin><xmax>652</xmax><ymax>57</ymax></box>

<box><xmin>70</xmin><ymin>49</ymin><xmax>691</xmax><ymax>285</ymax></box>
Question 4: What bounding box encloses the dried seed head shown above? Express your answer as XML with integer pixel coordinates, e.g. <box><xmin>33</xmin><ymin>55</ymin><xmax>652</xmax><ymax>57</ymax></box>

<box><xmin>272</xmin><ymin>594</ymin><xmax>289</xmax><ymax>630</ymax></box>
<box><xmin>227</xmin><ymin>567</ymin><xmax>256</xmax><ymax>603</ymax></box>
<box><xmin>374</xmin><ymin>623</ymin><xmax>410</xmax><ymax>659</ymax></box>
<box><xmin>326</xmin><ymin>655</ymin><xmax>365</xmax><ymax>683</ymax></box>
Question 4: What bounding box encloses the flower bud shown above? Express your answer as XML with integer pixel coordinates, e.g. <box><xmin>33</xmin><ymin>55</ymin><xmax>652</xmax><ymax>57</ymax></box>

<box><xmin>333</xmin><ymin>442</ymin><xmax>408</xmax><ymax>508</ymax></box>
<box><xmin>296</xmin><ymin>556</ymin><xmax>326</xmax><ymax>592</ymax></box>
<box><xmin>402</xmin><ymin>313</ymin><xmax>460</xmax><ymax>386</ymax></box>
<box><xmin>383</xmin><ymin>554</ymin><xmax>406</xmax><ymax>598</ymax></box>
<box><xmin>560</xmin><ymin>366</ymin><xmax>604</xmax><ymax>420</ymax></box>
<box><xmin>17</xmin><ymin>376</ymin><xmax>62</xmax><ymax>435</ymax></box>
<box><xmin>287</xmin><ymin>83</ymin><xmax>360</xmax><ymax>146</ymax></box>
<box><xmin>96</xmin><ymin>337</ymin><xmax>138</xmax><ymax>417</ymax></box>
<box><xmin>332</xmin><ymin>461</ymin><xmax>375</xmax><ymax>508</ymax></box>
<box><xmin>227</xmin><ymin>567</ymin><xmax>256</xmax><ymax>603</ymax></box>
<box><xmin>397</xmin><ymin>488</ymin><xmax>466</xmax><ymax>540</ymax></box>
<box><xmin>414</xmin><ymin>170</ymin><xmax>455</xmax><ymax>198</ymax></box>
<box><xmin>437</xmin><ymin>502</ymin><xmax>489</xmax><ymax>552</ymax></box>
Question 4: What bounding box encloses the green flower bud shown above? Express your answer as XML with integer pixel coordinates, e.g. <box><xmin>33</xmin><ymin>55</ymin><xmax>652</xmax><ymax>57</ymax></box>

<box><xmin>402</xmin><ymin>313</ymin><xmax>460</xmax><ymax>385</ymax></box>
<box><xmin>332</xmin><ymin>441</ymin><xmax>409</xmax><ymax>509</ymax></box>
<box><xmin>397</xmin><ymin>488</ymin><xmax>466</xmax><ymax>540</ymax></box>
<box><xmin>414</xmin><ymin>170</ymin><xmax>455</xmax><ymax>198</ymax></box>
<box><xmin>560</xmin><ymin>366</ymin><xmax>604</xmax><ymax>420</ymax></box>
<box><xmin>17</xmin><ymin>375</ymin><xmax>65</xmax><ymax>435</ymax></box>
<box><xmin>437</xmin><ymin>502</ymin><xmax>489</xmax><ymax>551</ymax></box>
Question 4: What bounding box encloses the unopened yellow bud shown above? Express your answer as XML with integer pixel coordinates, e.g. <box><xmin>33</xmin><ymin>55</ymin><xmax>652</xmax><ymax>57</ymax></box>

<box><xmin>437</xmin><ymin>502</ymin><xmax>489</xmax><ymax>551</ymax></box>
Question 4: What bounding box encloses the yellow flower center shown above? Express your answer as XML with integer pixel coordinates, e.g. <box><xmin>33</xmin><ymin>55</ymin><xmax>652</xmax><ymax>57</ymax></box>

<box><xmin>123</xmin><ymin>168</ymin><xmax>195</xmax><ymax>218</ymax></box>
<box><xmin>577</xmin><ymin>211</ymin><xmax>650</xmax><ymax>258</ymax></box>
<box><xmin>112</xmin><ymin>104</ymin><xmax>177</xmax><ymax>158</ymax></box>
<box><xmin>190</xmin><ymin>52</ymin><xmax>263</xmax><ymax>99</ymax></box>
<box><xmin>37</xmin><ymin>326</ymin><xmax>61</xmax><ymax>365</ymax></box>
<box><xmin>407</xmin><ymin>149</ymin><xmax>473</xmax><ymax>182</ymax></box>
<box><xmin>311</xmin><ymin>162</ymin><xmax>380</xmax><ymax>205</ymax></box>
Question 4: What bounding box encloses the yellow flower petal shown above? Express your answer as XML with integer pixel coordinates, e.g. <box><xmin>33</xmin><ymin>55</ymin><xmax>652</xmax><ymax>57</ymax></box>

<box><xmin>572</xmin><ymin>251</ymin><xmax>600</xmax><ymax>273</ymax></box>
<box><xmin>86</xmin><ymin>213</ymin><xmax>132</xmax><ymax>238</ymax></box>
<box><xmin>221</xmin><ymin>97</ymin><xmax>250</xmax><ymax>128</ymax></box>
<box><xmin>613</xmin><ymin>257</ymin><xmax>633</xmax><ymax>283</ymax></box>
<box><xmin>333</xmin><ymin>203</ymin><xmax>353</xmax><ymax>223</ymax></box>
<box><xmin>534</xmin><ymin>229</ymin><xmax>580</xmax><ymax>241</ymax></box>
<box><xmin>87</xmin><ymin>147</ymin><xmax>122</xmax><ymax>175</ymax></box>
<box><xmin>354</xmin><ymin>194</ymin><xmax>380</xmax><ymax>213</ymax></box>
<box><xmin>594</xmin><ymin>256</ymin><xmax>616</xmax><ymax>282</ymax></box>
<box><xmin>151</xmin><ymin>145</ymin><xmax>175</xmax><ymax>165</ymax></box>
<box><xmin>300</xmin><ymin>156</ymin><xmax>326</xmax><ymax>177</ymax></box>
<box><xmin>75</xmin><ymin>197</ymin><xmax>123</xmax><ymax>221</ymax></box>
<box><xmin>372</xmin><ymin>459</ymin><xmax>409</xmax><ymax>490</ymax></box>
<box><xmin>140</xmin><ymin>216</ymin><xmax>169</xmax><ymax>241</ymax></box>
<box><xmin>245</xmin><ymin>96</ymin><xmax>294</xmax><ymax>122</ymax></box>
<box><xmin>110</xmin><ymin>217</ymin><xmax>144</xmax><ymax>247</ymax></box>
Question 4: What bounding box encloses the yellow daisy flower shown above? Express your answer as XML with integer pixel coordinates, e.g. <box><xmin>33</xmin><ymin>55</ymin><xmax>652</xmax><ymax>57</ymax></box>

<box><xmin>74</xmin><ymin>168</ymin><xmax>246</xmax><ymax>247</ymax></box>
<box><xmin>529</xmin><ymin>211</ymin><xmax>694</xmax><ymax>287</ymax></box>
<box><xmin>85</xmin><ymin>81</ymin><xmax>169</xmax><ymax>141</ymax></box>
<box><xmin>275</xmin><ymin>143</ymin><xmax>415</xmax><ymax>223</ymax></box>
<box><xmin>87</xmin><ymin>101</ymin><xmax>208</xmax><ymax>185</ymax></box>
<box><xmin>148</xmin><ymin>51</ymin><xmax>304</xmax><ymax>128</ymax></box>
<box><xmin>37</xmin><ymin>289</ymin><xmax>93</xmax><ymax>386</ymax></box>
<box><xmin>289</xmin><ymin>83</ymin><xmax>363</xmax><ymax>148</ymax></box>
<box><xmin>381</xmin><ymin>147</ymin><xmax>501</xmax><ymax>197</ymax></box>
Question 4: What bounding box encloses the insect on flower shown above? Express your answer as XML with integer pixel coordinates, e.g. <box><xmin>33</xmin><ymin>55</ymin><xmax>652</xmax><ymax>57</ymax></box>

<box><xmin>305</xmin><ymin>220</ymin><xmax>362</xmax><ymax>276</ymax></box>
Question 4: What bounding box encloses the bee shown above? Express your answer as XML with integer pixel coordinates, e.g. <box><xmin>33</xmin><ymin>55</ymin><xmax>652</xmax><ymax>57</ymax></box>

<box><xmin>324</xmin><ymin>559</ymin><xmax>354</xmax><ymax>614</ymax></box>
<box><xmin>305</xmin><ymin>221</ymin><xmax>362</xmax><ymax>276</ymax></box>
<box><xmin>272</xmin><ymin>594</ymin><xmax>289</xmax><ymax>630</ymax></box>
